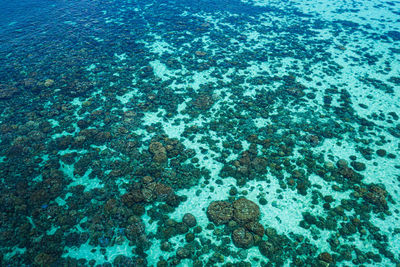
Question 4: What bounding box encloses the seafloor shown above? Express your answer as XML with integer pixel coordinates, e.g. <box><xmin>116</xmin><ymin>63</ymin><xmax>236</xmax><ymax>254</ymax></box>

<box><xmin>0</xmin><ymin>0</ymin><xmax>399</xmax><ymax>266</ymax></box>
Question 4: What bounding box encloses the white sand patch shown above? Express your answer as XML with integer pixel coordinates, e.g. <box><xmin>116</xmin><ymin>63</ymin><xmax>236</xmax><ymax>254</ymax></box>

<box><xmin>138</xmin><ymin>32</ymin><xmax>176</xmax><ymax>55</ymax></box>
<box><xmin>253</xmin><ymin>117</ymin><xmax>272</xmax><ymax>128</ymax></box>
<box><xmin>48</xmin><ymin>118</ymin><xmax>60</xmax><ymax>127</ymax></box>
<box><xmin>3</xmin><ymin>247</ymin><xmax>26</xmax><ymax>262</ymax></box>
<box><xmin>191</xmin><ymin>68</ymin><xmax>219</xmax><ymax>91</ymax></box>
<box><xmin>116</xmin><ymin>88</ymin><xmax>140</xmax><ymax>104</ymax></box>
<box><xmin>86</xmin><ymin>64</ymin><xmax>96</xmax><ymax>71</ymax></box>
<box><xmin>71</xmin><ymin>97</ymin><xmax>83</xmax><ymax>106</ymax></box>
<box><xmin>55</xmin><ymin>194</ymin><xmax>70</xmax><ymax>206</ymax></box>
<box><xmin>47</xmin><ymin>225</ymin><xmax>59</xmax><ymax>235</ymax></box>
<box><xmin>63</xmin><ymin>240</ymin><xmax>134</xmax><ymax>265</ymax></box>
<box><xmin>149</xmin><ymin>60</ymin><xmax>172</xmax><ymax>81</ymax></box>
<box><xmin>150</xmin><ymin>40</ymin><xmax>175</xmax><ymax>55</ymax></box>
<box><xmin>61</xmin><ymin>163</ymin><xmax>103</xmax><ymax>191</ymax></box>
<box><xmin>114</xmin><ymin>53</ymin><xmax>127</xmax><ymax>61</ymax></box>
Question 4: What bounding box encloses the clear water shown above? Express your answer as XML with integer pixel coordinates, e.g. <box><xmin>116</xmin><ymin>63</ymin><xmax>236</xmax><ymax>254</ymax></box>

<box><xmin>0</xmin><ymin>0</ymin><xmax>399</xmax><ymax>266</ymax></box>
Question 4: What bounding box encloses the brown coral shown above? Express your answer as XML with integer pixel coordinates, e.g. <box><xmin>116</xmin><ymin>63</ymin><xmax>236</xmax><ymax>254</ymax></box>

<box><xmin>206</xmin><ymin>201</ymin><xmax>233</xmax><ymax>225</ymax></box>
<box><xmin>233</xmin><ymin>198</ymin><xmax>260</xmax><ymax>225</ymax></box>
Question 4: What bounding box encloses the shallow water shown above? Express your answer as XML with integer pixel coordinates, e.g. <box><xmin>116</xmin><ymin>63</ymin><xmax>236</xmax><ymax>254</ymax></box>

<box><xmin>0</xmin><ymin>0</ymin><xmax>399</xmax><ymax>266</ymax></box>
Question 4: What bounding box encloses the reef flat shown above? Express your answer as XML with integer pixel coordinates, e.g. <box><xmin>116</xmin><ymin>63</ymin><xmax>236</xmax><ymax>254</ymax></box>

<box><xmin>0</xmin><ymin>0</ymin><xmax>399</xmax><ymax>266</ymax></box>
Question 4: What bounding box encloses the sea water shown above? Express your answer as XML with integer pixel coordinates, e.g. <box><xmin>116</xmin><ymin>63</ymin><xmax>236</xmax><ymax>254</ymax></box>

<box><xmin>0</xmin><ymin>0</ymin><xmax>399</xmax><ymax>266</ymax></box>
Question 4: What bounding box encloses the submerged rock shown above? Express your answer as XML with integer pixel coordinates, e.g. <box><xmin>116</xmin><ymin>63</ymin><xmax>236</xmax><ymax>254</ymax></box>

<box><xmin>361</xmin><ymin>184</ymin><xmax>388</xmax><ymax>210</ymax></box>
<box><xmin>207</xmin><ymin>201</ymin><xmax>233</xmax><ymax>225</ymax></box>
<box><xmin>232</xmin><ymin>227</ymin><xmax>254</xmax><ymax>249</ymax></box>
<box><xmin>258</xmin><ymin>241</ymin><xmax>275</xmax><ymax>257</ymax></box>
<box><xmin>318</xmin><ymin>252</ymin><xmax>333</xmax><ymax>263</ymax></box>
<box><xmin>182</xmin><ymin>213</ymin><xmax>197</xmax><ymax>228</ymax></box>
<box><xmin>233</xmin><ymin>198</ymin><xmax>260</xmax><ymax>225</ymax></box>
<box><xmin>0</xmin><ymin>83</ymin><xmax>18</xmax><ymax>99</ymax></box>
<box><xmin>44</xmin><ymin>79</ymin><xmax>54</xmax><ymax>87</ymax></box>
<box><xmin>149</xmin><ymin>141</ymin><xmax>167</xmax><ymax>163</ymax></box>
<box><xmin>245</xmin><ymin>221</ymin><xmax>264</xmax><ymax>237</ymax></box>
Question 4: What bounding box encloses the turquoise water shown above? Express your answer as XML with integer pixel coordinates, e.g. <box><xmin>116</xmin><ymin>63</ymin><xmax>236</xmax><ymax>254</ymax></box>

<box><xmin>0</xmin><ymin>0</ymin><xmax>399</xmax><ymax>266</ymax></box>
